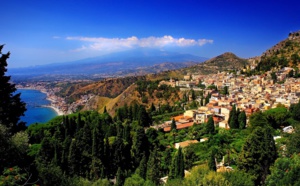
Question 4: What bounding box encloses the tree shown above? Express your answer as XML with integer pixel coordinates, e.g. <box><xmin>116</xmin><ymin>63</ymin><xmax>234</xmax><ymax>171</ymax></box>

<box><xmin>169</xmin><ymin>147</ymin><xmax>185</xmax><ymax>180</ymax></box>
<box><xmin>136</xmin><ymin>153</ymin><xmax>147</xmax><ymax>179</ymax></box>
<box><xmin>290</xmin><ymin>101</ymin><xmax>300</xmax><ymax>121</ymax></box>
<box><xmin>206</xmin><ymin>116</ymin><xmax>215</xmax><ymax>134</ymax></box>
<box><xmin>208</xmin><ymin>148</ymin><xmax>217</xmax><ymax>171</ymax></box>
<box><xmin>146</xmin><ymin>148</ymin><xmax>160</xmax><ymax>185</ymax></box>
<box><xmin>229</xmin><ymin>105</ymin><xmax>239</xmax><ymax>129</ymax></box>
<box><xmin>171</xmin><ymin>118</ymin><xmax>177</xmax><ymax>131</ymax></box>
<box><xmin>271</xmin><ymin>72</ymin><xmax>277</xmax><ymax>83</ymax></box>
<box><xmin>222</xmin><ymin>86</ymin><xmax>229</xmax><ymax>96</ymax></box>
<box><xmin>116</xmin><ymin>167</ymin><xmax>125</xmax><ymax>186</ymax></box>
<box><xmin>238</xmin><ymin>111</ymin><xmax>247</xmax><ymax>129</ymax></box>
<box><xmin>238</xmin><ymin>126</ymin><xmax>277</xmax><ymax>185</ymax></box>
<box><xmin>124</xmin><ymin>174</ymin><xmax>145</xmax><ymax>186</ymax></box>
<box><xmin>265</xmin><ymin>154</ymin><xmax>300</xmax><ymax>186</ymax></box>
<box><xmin>138</xmin><ymin>106</ymin><xmax>151</xmax><ymax>127</ymax></box>
<box><xmin>0</xmin><ymin>46</ymin><xmax>26</xmax><ymax>133</ymax></box>
<box><xmin>131</xmin><ymin>127</ymin><xmax>148</xmax><ymax>167</ymax></box>
<box><xmin>191</xmin><ymin>89</ymin><xmax>196</xmax><ymax>100</ymax></box>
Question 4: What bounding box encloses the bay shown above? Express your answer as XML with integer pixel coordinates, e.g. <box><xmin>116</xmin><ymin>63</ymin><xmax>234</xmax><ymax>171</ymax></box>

<box><xmin>17</xmin><ymin>89</ymin><xmax>58</xmax><ymax>125</ymax></box>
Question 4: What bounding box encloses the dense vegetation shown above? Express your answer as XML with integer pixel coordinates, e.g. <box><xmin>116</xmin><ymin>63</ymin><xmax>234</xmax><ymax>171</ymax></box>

<box><xmin>1</xmin><ymin>45</ymin><xmax>300</xmax><ymax>186</ymax></box>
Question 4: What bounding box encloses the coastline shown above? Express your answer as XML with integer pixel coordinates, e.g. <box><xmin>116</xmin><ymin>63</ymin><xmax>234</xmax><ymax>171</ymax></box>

<box><xmin>43</xmin><ymin>105</ymin><xmax>64</xmax><ymax>116</ymax></box>
<box><xmin>18</xmin><ymin>87</ymin><xmax>65</xmax><ymax>116</ymax></box>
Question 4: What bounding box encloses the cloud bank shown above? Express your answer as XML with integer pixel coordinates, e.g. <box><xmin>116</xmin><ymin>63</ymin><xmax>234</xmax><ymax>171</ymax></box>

<box><xmin>66</xmin><ymin>35</ymin><xmax>213</xmax><ymax>52</ymax></box>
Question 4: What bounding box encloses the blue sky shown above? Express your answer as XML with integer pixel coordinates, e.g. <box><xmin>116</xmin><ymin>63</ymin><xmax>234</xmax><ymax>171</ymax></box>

<box><xmin>1</xmin><ymin>0</ymin><xmax>300</xmax><ymax>68</ymax></box>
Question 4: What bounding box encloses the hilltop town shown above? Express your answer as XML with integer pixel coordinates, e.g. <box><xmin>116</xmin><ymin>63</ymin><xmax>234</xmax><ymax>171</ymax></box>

<box><xmin>157</xmin><ymin>66</ymin><xmax>299</xmax><ymax>132</ymax></box>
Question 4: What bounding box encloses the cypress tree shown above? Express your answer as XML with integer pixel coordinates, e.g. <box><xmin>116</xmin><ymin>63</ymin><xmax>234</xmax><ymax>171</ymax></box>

<box><xmin>208</xmin><ymin>148</ymin><xmax>217</xmax><ymax>171</ymax></box>
<box><xmin>171</xmin><ymin>118</ymin><xmax>177</xmax><ymax>131</ymax></box>
<box><xmin>116</xmin><ymin>167</ymin><xmax>125</xmax><ymax>186</ymax></box>
<box><xmin>138</xmin><ymin>106</ymin><xmax>151</xmax><ymax>127</ymax></box>
<box><xmin>131</xmin><ymin>127</ymin><xmax>148</xmax><ymax>167</ymax></box>
<box><xmin>238</xmin><ymin>111</ymin><xmax>247</xmax><ymax>129</ymax></box>
<box><xmin>206</xmin><ymin>116</ymin><xmax>215</xmax><ymax>134</ymax></box>
<box><xmin>146</xmin><ymin>148</ymin><xmax>160</xmax><ymax>185</ymax></box>
<box><xmin>229</xmin><ymin>105</ymin><xmax>239</xmax><ymax>129</ymax></box>
<box><xmin>68</xmin><ymin>139</ymin><xmax>78</xmax><ymax>176</ymax></box>
<box><xmin>169</xmin><ymin>147</ymin><xmax>185</xmax><ymax>180</ymax></box>
<box><xmin>136</xmin><ymin>153</ymin><xmax>147</xmax><ymax>179</ymax></box>
<box><xmin>0</xmin><ymin>46</ymin><xmax>26</xmax><ymax>133</ymax></box>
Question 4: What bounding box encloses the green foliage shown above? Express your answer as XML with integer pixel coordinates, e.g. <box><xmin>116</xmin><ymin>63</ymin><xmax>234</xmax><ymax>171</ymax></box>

<box><xmin>169</xmin><ymin>147</ymin><xmax>185</xmax><ymax>180</ymax></box>
<box><xmin>208</xmin><ymin>148</ymin><xmax>217</xmax><ymax>171</ymax></box>
<box><xmin>264</xmin><ymin>107</ymin><xmax>290</xmax><ymax>129</ymax></box>
<box><xmin>286</xmin><ymin>126</ymin><xmax>300</xmax><ymax>156</ymax></box>
<box><xmin>290</xmin><ymin>101</ymin><xmax>300</xmax><ymax>121</ymax></box>
<box><xmin>0</xmin><ymin>46</ymin><xmax>26</xmax><ymax>133</ymax></box>
<box><xmin>0</xmin><ymin>166</ymin><xmax>31</xmax><ymax>186</ymax></box>
<box><xmin>238</xmin><ymin>111</ymin><xmax>247</xmax><ymax>129</ymax></box>
<box><xmin>124</xmin><ymin>173</ymin><xmax>145</xmax><ymax>186</ymax></box>
<box><xmin>171</xmin><ymin>118</ymin><xmax>177</xmax><ymax>131</ymax></box>
<box><xmin>229</xmin><ymin>105</ymin><xmax>239</xmax><ymax>129</ymax></box>
<box><xmin>265</xmin><ymin>154</ymin><xmax>300</xmax><ymax>186</ymax></box>
<box><xmin>271</xmin><ymin>72</ymin><xmax>277</xmax><ymax>83</ymax></box>
<box><xmin>248</xmin><ymin>111</ymin><xmax>268</xmax><ymax>129</ymax></box>
<box><xmin>223</xmin><ymin>171</ymin><xmax>254</xmax><ymax>186</ymax></box>
<box><xmin>206</xmin><ymin>116</ymin><xmax>215</xmax><ymax>134</ymax></box>
<box><xmin>238</xmin><ymin>126</ymin><xmax>277</xmax><ymax>185</ymax></box>
<box><xmin>146</xmin><ymin>148</ymin><xmax>160</xmax><ymax>185</ymax></box>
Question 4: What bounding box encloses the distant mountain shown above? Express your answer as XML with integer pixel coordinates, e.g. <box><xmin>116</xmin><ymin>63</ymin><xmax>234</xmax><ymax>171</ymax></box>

<box><xmin>8</xmin><ymin>49</ymin><xmax>207</xmax><ymax>79</ymax></box>
<box><xmin>203</xmin><ymin>52</ymin><xmax>248</xmax><ymax>69</ymax></box>
<box><xmin>178</xmin><ymin>52</ymin><xmax>249</xmax><ymax>75</ymax></box>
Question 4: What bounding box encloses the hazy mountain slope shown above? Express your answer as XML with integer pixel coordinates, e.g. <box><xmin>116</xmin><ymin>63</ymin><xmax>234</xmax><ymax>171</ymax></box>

<box><xmin>8</xmin><ymin>49</ymin><xmax>207</xmax><ymax>78</ymax></box>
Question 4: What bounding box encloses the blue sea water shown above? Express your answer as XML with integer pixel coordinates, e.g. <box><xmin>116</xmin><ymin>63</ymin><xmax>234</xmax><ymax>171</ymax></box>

<box><xmin>17</xmin><ymin>89</ymin><xmax>58</xmax><ymax>125</ymax></box>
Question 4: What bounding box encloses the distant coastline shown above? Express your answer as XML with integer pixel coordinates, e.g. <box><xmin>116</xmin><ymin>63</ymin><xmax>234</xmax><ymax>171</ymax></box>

<box><xmin>18</xmin><ymin>87</ymin><xmax>64</xmax><ymax>116</ymax></box>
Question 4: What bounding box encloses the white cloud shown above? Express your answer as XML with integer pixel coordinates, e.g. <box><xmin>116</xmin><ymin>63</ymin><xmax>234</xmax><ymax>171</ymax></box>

<box><xmin>66</xmin><ymin>35</ymin><xmax>213</xmax><ymax>52</ymax></box>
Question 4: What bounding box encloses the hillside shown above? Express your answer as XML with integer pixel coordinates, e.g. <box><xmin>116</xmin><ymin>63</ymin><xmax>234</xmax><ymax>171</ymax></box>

<box><xmin>57</xmin><ymin>76</ymin><xmax>145</xmax><ymax>102</ymax></box>
<box><xmin>179</xmin><ymin>52</ymin><xmax>249</xmax><ymax>75</ymax></box>
<box><xmin>83</xmin><ymin>80</ymin><xmax>183</xmax><ymax>116</ymax></box>
<box><xmin>204</xmin><ymin>52</ymin><xmax>248</xmax><ymax>69</ymax></box>
<box><xmin>255</xmin><ymin>31</ymin><xmax>300</xmax><ymax>72</ymax></box>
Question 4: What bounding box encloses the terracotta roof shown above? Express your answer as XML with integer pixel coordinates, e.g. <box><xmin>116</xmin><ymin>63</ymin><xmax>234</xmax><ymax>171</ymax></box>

<box><xmin>164</xmin><ymin>122</ymin><xmax>195</xmax><ymax>132</ymax></box>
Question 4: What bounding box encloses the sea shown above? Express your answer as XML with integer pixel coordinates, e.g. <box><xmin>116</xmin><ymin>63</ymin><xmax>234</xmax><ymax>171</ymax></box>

<box><xmin>16</xmin><ymin>89</ymin><xmax>58</xmax><ymax>125</ymax></box>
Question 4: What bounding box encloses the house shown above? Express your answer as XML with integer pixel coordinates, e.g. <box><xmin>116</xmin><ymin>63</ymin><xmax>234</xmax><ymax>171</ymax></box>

<box><xmin>163</xmin><ymin>122</ymin><xmax>195</xmax><ymax>132</ymax></box>
<box><xmin>174</xmin><ymin>140</ymin><xmax>198</xmax><ymax>149</ymax></box>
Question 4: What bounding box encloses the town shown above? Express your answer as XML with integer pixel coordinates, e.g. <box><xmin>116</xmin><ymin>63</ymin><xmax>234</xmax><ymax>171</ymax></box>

<box><xmin>158</xmin><ymin>66</ymin><xmax>299</xmax><ymax>132</ymax></box>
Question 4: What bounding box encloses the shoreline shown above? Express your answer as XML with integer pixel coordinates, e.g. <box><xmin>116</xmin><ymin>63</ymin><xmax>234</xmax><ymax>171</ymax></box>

<box><xmin>43</xmin><ymin>105</ymin><xmax>64</xmax><ymax>116</ymax></box>
<box><xmin>18</xmin><ymin>88</ymin><xmax>65</xmax><ymax>116</ymax></box>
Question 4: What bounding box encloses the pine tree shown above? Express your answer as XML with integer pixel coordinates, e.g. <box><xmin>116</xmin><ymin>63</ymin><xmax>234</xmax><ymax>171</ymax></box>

<box><xmin>0</xmin><ymin>46</ymin><xmax>26</xmax><ymax>133</ymax></box>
